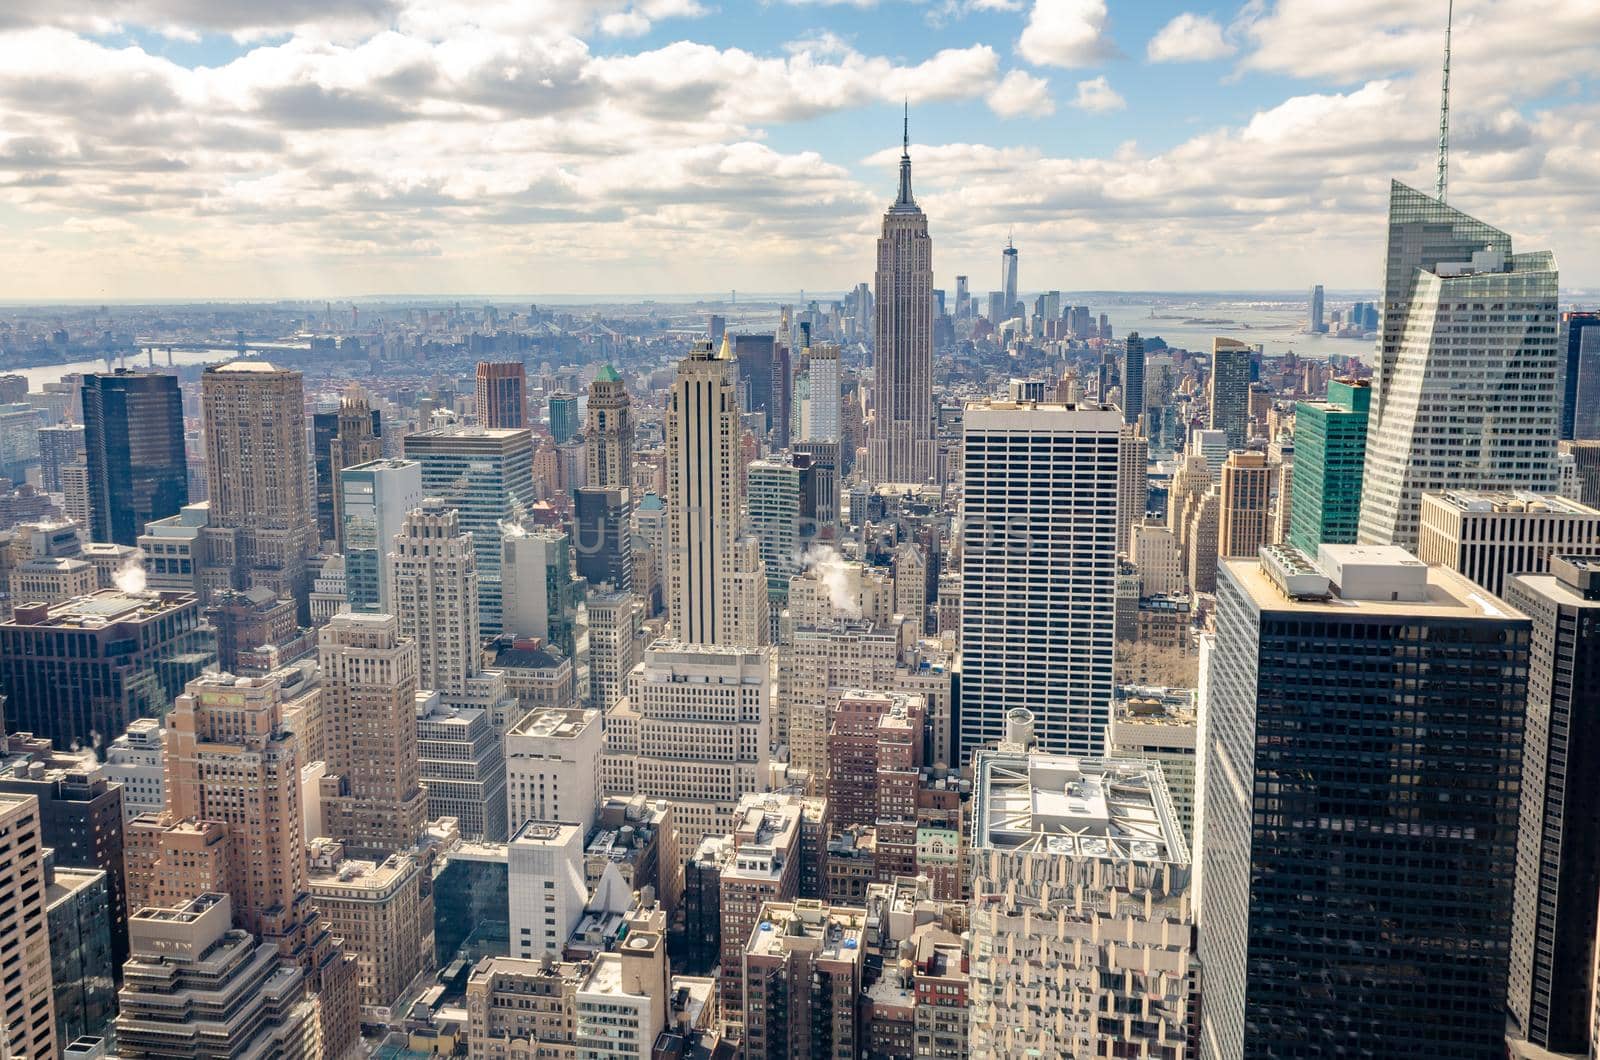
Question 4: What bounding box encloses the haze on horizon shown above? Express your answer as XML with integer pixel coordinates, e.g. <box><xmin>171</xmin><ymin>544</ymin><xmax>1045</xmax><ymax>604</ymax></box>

<box><xmin>1</xmin><ymin>0</ymin><xmax>1597</xmax><ymax>301</ymax></box>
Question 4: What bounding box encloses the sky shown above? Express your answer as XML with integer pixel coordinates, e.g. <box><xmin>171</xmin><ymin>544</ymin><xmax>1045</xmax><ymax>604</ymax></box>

<box><xmin>1</xmin><ymin>0</ymin><xmax>1597</xmax><ymax>301</ymax></box>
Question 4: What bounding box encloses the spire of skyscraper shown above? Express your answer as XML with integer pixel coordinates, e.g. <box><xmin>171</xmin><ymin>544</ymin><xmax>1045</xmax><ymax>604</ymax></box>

<box><xmin>1436</xmin><ymin>0</ymin><xmax>1453</xmax><ymax>202</ymax></box>
<box><xmin>895</xmin><ymin>99</ymin><xmax>915</xmax><ymax>210</ymax></box>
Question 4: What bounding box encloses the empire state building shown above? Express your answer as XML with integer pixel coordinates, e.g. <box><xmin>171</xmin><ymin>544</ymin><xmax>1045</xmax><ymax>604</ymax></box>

<box><xmin>867</xmin><ymin>110</ymin><xmax>935</xmax><ymax>486</ymax></box>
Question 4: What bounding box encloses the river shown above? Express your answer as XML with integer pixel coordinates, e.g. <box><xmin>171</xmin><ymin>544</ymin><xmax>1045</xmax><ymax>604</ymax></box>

<box><xmin>9</xmin><ymin>347</ymin><xmax>243</xmax><ymax>389</ymax></box>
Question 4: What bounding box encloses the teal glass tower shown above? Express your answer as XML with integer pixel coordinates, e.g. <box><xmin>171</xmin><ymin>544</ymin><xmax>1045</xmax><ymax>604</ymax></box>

<box><xmin>1287</xmin><ymin>378</ymin><xmax>1369</xmax><ymax>557</ymax></box>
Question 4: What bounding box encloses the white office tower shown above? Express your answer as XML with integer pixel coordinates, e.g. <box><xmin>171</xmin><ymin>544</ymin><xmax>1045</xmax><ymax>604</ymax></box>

<box><xmin>585</xmin><ymin>587</ymin><xmax>644</xmax><ymax>712</ymax></box>
<box><xmin>602</xmin><ymin>642</ymin><xmax>772</xmax><ymax>853</ymax></box>
<box><xmin>390</xmin><ymin>501</ymin><xmax>480</xmax><ymax>696</ymax></box>
<box><xmin>969</xmin><ymin>746</ymin><xmax>1194</xmax><ymax>1059</ymax></box>
<box><xmin>500</xmin><ymin>525</ymin><xmax>572</xmax><ymax>643</ymax></box>
<box><xmin>1359</xmin><ymin>182</ymin><xmax>1561</xmax><ymax>551</ymax></box>
<box><xmin>340</xmin><ymin>458</ymin><xmax>423</xmax><ymax>615</ymax></box>
<box><xmin>867</xmin><ymin>116</ymin><xmax>936</xmax><ymax>487</ymax></box>
<box><xmin>104</xmin><ymin>717</ymin><xmax>166</xmax><ymax>820</ymax></box>
<box><xmin>796</xmin><ymin>343</ymin><xmax>842</xmax><ymax>443</ymax></box>
<box><xmin>504</xmin><ymin>707</ymin><xmax>603</xmax><ymax>837</ymax></box>
<box><xmin>507</xmin><ymin>821</ymin><xmax>587</xmax><ymax>960</ymax></box>
<box><xmin>665</xmin><ymin>338</ymin><xmax>766</xmax><ymax>647</ymax></box>
<box><xmin>959</xmin><ymin>399</ymin><xmax>1120</xmax><ymax>760</ymax></box>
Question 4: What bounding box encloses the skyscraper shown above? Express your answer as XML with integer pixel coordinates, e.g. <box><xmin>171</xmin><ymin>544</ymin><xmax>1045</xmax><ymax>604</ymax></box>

<box><xmin>584</xmin><ymin>365</ymin><xmax>633</xmax><ymax>488</ymax></box>
<box><xmin>1207</xmin><ymin>338</ymin><xmax>1252</xmax><ymax>451</ymax></box>
<box><xmin>317</xmin><ymin>612</ymin><xmax>428</xmax><ymax>859</ymax></box>
<box><xmin>1200</xmin><ymin>545</ymin><xmax>1528</xmax><ymax>1058</ymax></box>
<box><xmin>1218</xmin><ymin>450</ymin><xmax>1272</xmax><ymax>559</ymax></box>
<box><xmin>796</xmin><ymin>342</ymin><xmax>841</xmax><ymax>443</ymax></box>
<box><xmin>1000</xmin><ymin>233</ymin><xmax>1018</xmax><ymax>320</ymax></box>
<box><xmin>1123</xmin><ymin>331</ymin><xmax>1145</xmax><ymax>426</ymax></box>
<box><xmin>0</xmin><ymin>792</ymin><xmax>60</xmax><ymax>1060</ymax></box>
<box><xmin>403</xmin><ymin>425</ymin><xmax>535</xmax><ymax>634</ymax></box>
<box><xmin>1286</xmin><ymin>378</ymin><xmax>1369</xmax><ymax>557</ymax></box>
<box><xmin>733</xmin><ymin>333</ymin><xmax>777</xmax><ymax>435</ymax></box>
<box><xmin>0</xmin><ymin>589</ymin><xmax>210</xmax><ymax>750</ymax></box>
<box><xmin>36</xmin><ymin>422</ymin><xmax>83</xmax><ymax>495</ymax></box>
<box><xmin>390</xmin><ymin>501</ymin><xmax>480</xmax><ymax>696</ymax></box>
<box><xmin>476</xmin><ymin>361</ymin><xmax>528</xmax><ymax>430</ymax></box>
<box><xmin>1561</xmin><ymin>311</ymin><xmax>1600</xmax><ymax>440</ymax></box>
<box><xmin>573</xmin><ymin>486</ymin><xmax>632</xmax><ymax>593</ymax></box>
<box><xmin>959</xmin><ymin>399</ymin><xmax>1120</xmax><ymax>759</ymax></box>
<box><xmin>201</xmin><ymin>362</ymin><xmax>316</xmax><ymax>607</ymax></box>
<box><xmin>867</xmin><ymin>112</ymin><xmax>935</xmax><ymax>486</ymax></box>
<box><xmin>665</xmin><ymin>339</ymin><xmax>745</xmax><ymax>645</ymax></box>
<box><xmin>1308</xmin><ymin>283</ymin><xmax>1326</xmax><ymax>333</ymax></box>
<box><xmin>748</xmin><ymin>458</ymin><xmax>802</xmax><ymax>610</ymax></box>
<box><xmin>1359</xmin><ymin>182</ymin><xmax>1561</xmax><ymax>550</ymax></box>
<box><xmin>547</xmin><ymin>392</ymin><xmax>579</xmax><ymax>444</ymax></box>
<box><xmin>339</xmin><ymin>457</ymin><xmax>422</xmax><ymax>615</ymax></box>
<box><xmin>1504</xmin><ymin>557</ymin><xmax>1600</xmax><ymax>1053</ymax></box>
<box><xmin>313</xmin><ymin>397</ymin><xmax>381</xmax><ymax>548</ymax></box>
<box><xmin>81</xmin><ymin>370</ymin><xmax>188</xmax><ymax>546</ymax></box>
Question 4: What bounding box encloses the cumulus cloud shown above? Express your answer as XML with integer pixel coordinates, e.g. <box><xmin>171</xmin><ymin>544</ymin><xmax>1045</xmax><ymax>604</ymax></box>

<box><xmin>986</xmin><ymin>69</ymin><xmax>1054</xmax><ymax>118</ymax></box>
<box><xmin>1147</xmin><ymin>12</ymin><xmax>1234</xmax><ymax>63</ymax></box>
<box><xmin>0</xmin><ymin>0</ymin><xmax>1597</xmax><ymax>297</ymax></box>
<box><xmin>1016</xmin><ymin>0</ymin><xmax>1110</xmax><ymax>68</ymax></box>
<box><xmin>1071</xmin><ymin>74</ymin><xmax>1124</xmax><ymax>112</ymax></box>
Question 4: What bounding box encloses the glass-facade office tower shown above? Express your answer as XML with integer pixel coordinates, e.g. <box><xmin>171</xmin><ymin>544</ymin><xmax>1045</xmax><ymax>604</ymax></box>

<box><xmin>1308</xmin><ymin>283</ymin><xmax>1325</xmax><ymax>332</ymax></box>
<box><xmin>1562</xmin><ymin>311</ymin><xmax>1600</xmax><ymax>440</ymax></box>
<box><xmin>1504</xmin><ymin>557</ymin><xmax>1600</xmax><ymax>1053</ymax></box>
<box><xmin>867</xmin><ymin>121</ymin><xmax>935</xmax><ymax>487</ymax></box>
<box><xmin>572</xmin><ymin>485</ymin><xmax>633</xmax><ymax>593</ymax></box>
<box><xmin>340</xmin><ymin>458</ymin><xmax>422</xmax><ymax>615</ymax></box>
<box><xmin>1200</xmin><ymin>545</ymin><xmax>1528</xmax><ymax>1059</ymax></box>
<box><xmin>548</xmin><ymin>393</ymin><xmax>579</xmax><ymax>444</ymax></box>
<box><xmin>1359</xmin><ymin>181</ymin><xmax>1561</xmax><ymax>551</ymax></box>
<box><xmin>959</xmin><ymin>400</ymin><xmax>1119</xmax><ymax>760</ymax></box>
<box><xmin>1123</xmin><ymin>331</ymin><xmax>1145</xmax><ymax>426</ymax></box>
<box><xmin>403</xmin><ymin>425</ymin><xmax>534</xmax><ymax>635</ymax></box>
<box><xmin>733</xmin><ymin>333</ymin><xmax>776</xmax><ymax>435</ymax></box>
<box><xmin>81</xmin><ymin>370</ymin><xmax>188</xmax><ymax>546</ymax></box>
<box><xmin>1286</xmin><ymin>378</ymin><xmax>1369</xmax><ymax>557</ymax></box>
<box><xmin>1208</xmin><ymin>337</ymin><xmax>1253</xmax><ymax>451</ymax></box>
<box><xmin>1000</xmin><ymin>235</ymin><xmax>1018</xmax><ymax>319</ymax></box>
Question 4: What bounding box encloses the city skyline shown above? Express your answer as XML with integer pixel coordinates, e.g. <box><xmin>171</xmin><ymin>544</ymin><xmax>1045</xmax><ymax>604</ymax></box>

<box><xmin>1</xmin><ymin>1</ymin><xmax>1598</xmax><ymax>300</ymax></box>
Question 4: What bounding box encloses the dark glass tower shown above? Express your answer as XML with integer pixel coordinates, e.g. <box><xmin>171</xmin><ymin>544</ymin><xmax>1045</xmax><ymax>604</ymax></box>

<box><xmin>1200</xmin><ymin>545</ymin><xmax>1529</xmax><ymax>1059</ymax></box>
<box><xmin>733</xmin><ymin>333</ymin><xmax>776</xmax><ymax>434</ymax></box>
<box><xmin>1562</xmin><ymin>311</ymin><xmax>1600</xmax><ymax>440</ymax></box>
<box><xmin>572</xmin><ymin>485</ymin><xmax>633</xmax><ymax>593</ymax></box>
<box><xmin>80</xmin><ymin>371</ymin><xmax>187</xmax><ymax>546</ymax></box>
<box><xmin>1123</xmin><ymin>331</ymin><xmax>1145</xmax><ymax>426</ymax></box>
<box><xmin>1504</xmin><ymin>556</ymin><xmax>1600</xmax><ymax>1053</ymax></box>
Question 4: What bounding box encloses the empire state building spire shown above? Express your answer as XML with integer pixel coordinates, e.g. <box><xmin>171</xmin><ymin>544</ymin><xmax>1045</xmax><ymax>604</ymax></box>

<box><xmin>895</xmin><ymin>99</ymin><xmax>915</xmax><ymax>209</ymax></box>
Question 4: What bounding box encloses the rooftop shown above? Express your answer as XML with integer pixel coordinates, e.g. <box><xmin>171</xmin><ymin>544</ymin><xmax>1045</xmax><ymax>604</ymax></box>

<box><xmin>747</xmin><ymin>901</ymin><xmax>867</xmax><ymax>963</ymax></box>
<box><xmin>973</xmin><ymin>752</ymin><xmax>1186</xmax><ymax>865</ymax></box>
<box><xmin>1235</xmin><ymin>547</ymin><xmax>1524</xmax><ymax>620</ymax></box>
<box><xmin>508</xmin><ymin>706</ymin><xmax>598</xmax><ymax>740</ymax></box>
<box><xmin>1426</xmin><ymin>489</ymin><xmax>1600</xmax><ymax>517</ymax></box>
<box><xmin>4</xmin><ymin>588</ymin><xmax>195</xmax><ymax>630</ymax></box>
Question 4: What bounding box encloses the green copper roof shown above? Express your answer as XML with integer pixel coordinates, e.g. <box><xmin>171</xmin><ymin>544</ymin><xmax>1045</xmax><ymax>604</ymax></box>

<box><xmin>594</xmin><ymin>364</ymin><xmax>621</xmax><ymax>382</ymax></box>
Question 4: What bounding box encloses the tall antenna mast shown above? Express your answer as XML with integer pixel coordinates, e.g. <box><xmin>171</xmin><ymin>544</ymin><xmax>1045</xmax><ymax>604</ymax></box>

<box><xmin>1436</xmin><ymin>0</ymin><xmax>1453</xmax><ymax>202</ymax></box>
